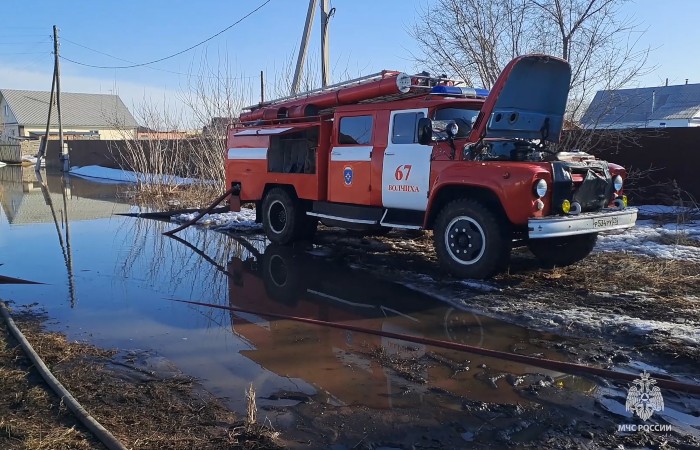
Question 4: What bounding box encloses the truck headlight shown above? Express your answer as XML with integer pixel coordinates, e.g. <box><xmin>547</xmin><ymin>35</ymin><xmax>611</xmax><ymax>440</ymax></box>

<box><xmin>613</xmin><ymin>175</ymin><xmax>623</xmax><ymax>192</ymax></box>
<box><xmin>534</xmin><ymin>179</ymin><xmax>548</xmax><ymax>198</ymax></box>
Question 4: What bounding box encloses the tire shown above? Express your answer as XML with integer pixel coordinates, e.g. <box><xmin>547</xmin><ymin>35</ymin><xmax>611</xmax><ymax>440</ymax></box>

<box><xmin>528</xmin><ymin>233</ymin><xmax>597</xmax><ymax>267</ymax></box>
<box><xmin>262</xmin><ymin>187</ymin><xmax>306</xmax><ymax>244</ymax></box>
<box><xmin>433</xmin><ymin>199</ymin><xmax>510</xmax><ymax>279</ymax></box>
<box><xmin>262</xmin><ymin>245</ymin><xmax>305</xmax><ymax>306</ymax></box>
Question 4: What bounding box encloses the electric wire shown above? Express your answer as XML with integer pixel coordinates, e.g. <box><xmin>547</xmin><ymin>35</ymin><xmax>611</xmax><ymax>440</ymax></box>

<box><xmin>61</xmin><ymin>37</ymin><xmax>259</xmax><ymax>81</ymax></box>
<box><xmin>59</xmin><ymin>0</ymin><xmax>271</xmax><ymax>70</ymax></box>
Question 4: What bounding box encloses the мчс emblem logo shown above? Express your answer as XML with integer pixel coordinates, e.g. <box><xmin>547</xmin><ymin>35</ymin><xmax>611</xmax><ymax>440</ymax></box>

<box><xmin>625</xmin><ymin>370</ymin><xmax>664</xmax><ymax>421</ymax></box>
<box><xmin>343</xmin><ymin>166</ymin><xmax>353</xmax><ymax>186</ymax></box>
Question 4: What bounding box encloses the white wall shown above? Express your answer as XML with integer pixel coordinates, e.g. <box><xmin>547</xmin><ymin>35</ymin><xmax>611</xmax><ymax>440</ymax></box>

<box><xmin>20</xmin><ymin>126</ymin><xmax>136</xmax><ymax>140</ymax></box>
<box><xmin>0</xmin><ymin>96</ymin><xmax>19</xmax><ymax>140</ymax></box>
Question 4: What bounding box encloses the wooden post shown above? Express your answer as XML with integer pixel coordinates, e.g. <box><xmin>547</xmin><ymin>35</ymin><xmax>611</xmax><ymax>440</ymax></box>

<box><xmin>53</xmin><ymin>25</ymin><xmax>68</xmax><ymax>172</ymax></box>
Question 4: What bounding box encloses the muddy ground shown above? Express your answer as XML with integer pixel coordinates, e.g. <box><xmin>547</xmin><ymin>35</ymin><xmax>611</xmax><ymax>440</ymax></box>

<box><xmin>316</xmin><ymin>228</ymin><xmax>700</xmax><ymax>367</ymax></box>
<box><xmin>0</xmin><ymin>307</ymin><xmax>280</xmax><ymax>450</ymax></box>
<box><xmin>2</xmin><ymin>218</ymin><xmax>700</xmax><ymax>448</ymax></box>
<box><xmin>3</xmin><ymin>302</ymin><xmax>697</xmax><ymax>449</ymax></box>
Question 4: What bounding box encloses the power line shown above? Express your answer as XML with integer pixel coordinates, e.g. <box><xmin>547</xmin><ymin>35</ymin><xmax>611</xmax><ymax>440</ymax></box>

<box><xmin>59</xmin><ymin>0</ymin><xmax>271</xmax><ymax>70</ymax></box>
<box><xmin>0</xmin><ymin>41</ymin><xmax>51</xmax><ymax>45</ymax></box>
<box><xmin>0</xmin><ymin>51</ymin><xmax>49</xmax><ymax>55</ymax></box>
<box><xmin>61</xmin><ymin>37</ymin><xmax>260</xmax><ymax>81</ymax></box>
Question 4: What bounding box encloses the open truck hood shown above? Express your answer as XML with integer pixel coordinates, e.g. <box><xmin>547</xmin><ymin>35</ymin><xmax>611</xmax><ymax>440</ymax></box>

<box><xmin>469</xmin><ymin>54</ymin><xmax>571</xmax><ymax>143</ymax></box>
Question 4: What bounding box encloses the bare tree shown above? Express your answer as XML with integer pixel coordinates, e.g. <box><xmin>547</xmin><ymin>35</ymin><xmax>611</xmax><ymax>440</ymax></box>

<box><xmin>108</xmin><ymin>50</ymin><xmax>254</xmax><ymax>207</ymax></box>
<box><xmin>411</xmin><ymin>0</ymin><xmax>649</xmax><ymax>123</ymax></box>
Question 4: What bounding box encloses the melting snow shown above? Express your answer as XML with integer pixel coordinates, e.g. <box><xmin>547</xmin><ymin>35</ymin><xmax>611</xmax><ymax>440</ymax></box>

<box><xmin>534</xmin><ymin>306</ymin><xmax>700</xmax><ymax>347</ymax></box>
<box><xmin>171</xmin><ymin>209</ymin><xmax>261</xmax><ymax>232</ymax></box>
<box><xmin>595</xmin><ymin>214</ymin><xmax>700</xmax><ymax>262</ymax></box>
<box><xmin>70</xmin><ymin>165</ymin><xmax>201</xmax><ymax>185</ymax></box>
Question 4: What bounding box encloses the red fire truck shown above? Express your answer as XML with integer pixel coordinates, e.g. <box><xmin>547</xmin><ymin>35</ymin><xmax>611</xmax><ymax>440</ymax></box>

<box><xmin>225</xmin><ymin>54</ymin><xmax>638</xmax><ymax>278</ymax></box>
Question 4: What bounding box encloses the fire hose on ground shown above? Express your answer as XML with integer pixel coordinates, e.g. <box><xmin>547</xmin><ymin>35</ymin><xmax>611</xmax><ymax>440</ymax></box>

<box><xmin>171</xmin><ymin>298</ymin><xmax>700</xmax><ymax>396</ymax></box>
<box><xmin>0</xmin><ymin>301</ymin><xmax>128</xmax><ymax>450</ymax></box>
<box><xmin>163</xmin><ymin>187</ymin><xmax>234</xmax><ymax>236</ymax></box>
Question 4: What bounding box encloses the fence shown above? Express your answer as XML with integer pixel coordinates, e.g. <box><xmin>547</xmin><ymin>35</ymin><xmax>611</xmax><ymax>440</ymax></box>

<box><xmin>565</xmin><ymin>127</ymin><xmax>700</xmax><ymax>204</ymax></box>
<box><xmin>0</xmin><ymin>143</ymin><xmax>21</xmax><ymax>163</ymax></box>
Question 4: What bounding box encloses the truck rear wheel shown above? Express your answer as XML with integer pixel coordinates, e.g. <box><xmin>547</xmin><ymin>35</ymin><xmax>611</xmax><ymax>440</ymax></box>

<box><xmin>433</xmin><ymin>199</ymin><xmax>510</xmax><ymax>279</ymax></box>
<box><xmin>528</xmin><ymin>233</ymin><xmax>597</xmax><ymax>267</ymax></box>
<box><xmin>262</xmin><ymin>187</ymin><xmax>307</xmax><ymax>244</ymax></box>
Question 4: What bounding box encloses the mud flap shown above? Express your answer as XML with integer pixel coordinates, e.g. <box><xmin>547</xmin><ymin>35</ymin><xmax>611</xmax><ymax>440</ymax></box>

<box><xmin>230</xmin><ymin>182</ymin><xmax>242</xmax><ymax>212</ymax></box>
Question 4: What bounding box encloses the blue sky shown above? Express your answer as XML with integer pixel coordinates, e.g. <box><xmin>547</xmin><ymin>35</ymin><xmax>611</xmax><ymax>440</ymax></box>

<box><xmin>0</xmin><ymin>0</ymin><xmax>697</xmax><ymax>119</ymax></box>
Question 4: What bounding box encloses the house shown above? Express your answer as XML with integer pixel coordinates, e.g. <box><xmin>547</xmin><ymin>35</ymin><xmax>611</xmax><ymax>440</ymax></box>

<box><xmin>136</xmin><ymin>126</ymin><xmax>198</xmax><ymax>140</ymax></box>
<box><xmin>0</xmin><ymin>89</ymin><xmax>138</xmax><ymax>141</ymax></box>
<box><xmin>580</xmin><ymin>83</ymin><xmax>700</xmax><ymax>129</ymax></box>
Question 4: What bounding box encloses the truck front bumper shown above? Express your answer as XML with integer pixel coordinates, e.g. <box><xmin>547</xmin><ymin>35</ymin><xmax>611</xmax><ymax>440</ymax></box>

<box><xmin>528</xmin><ymin>207</ymin><xmax>638</xmax><ymax>239</ymax></box>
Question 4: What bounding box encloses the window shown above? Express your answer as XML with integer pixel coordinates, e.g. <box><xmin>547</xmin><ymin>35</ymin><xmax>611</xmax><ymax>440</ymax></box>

<box><xmin>338</xmin><ymin>115</ymin><xmax>373</xmax><ymax>145</ymax></box>
<box><xmin>392</xmin><ymin>111</ymin><xmax>424</xmax><ymax>144</ymax></box>
<box><xmin>434</xmin><ymin>107</ymin><xmax>480</xmax><ymax>138</ymax></box>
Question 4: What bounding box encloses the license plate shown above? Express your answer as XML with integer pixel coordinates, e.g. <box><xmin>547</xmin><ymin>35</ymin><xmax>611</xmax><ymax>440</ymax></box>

<box><xmin>593</xmin><ymin>216</ymin><xmax>619</xmax><ymax>228</ymax></box>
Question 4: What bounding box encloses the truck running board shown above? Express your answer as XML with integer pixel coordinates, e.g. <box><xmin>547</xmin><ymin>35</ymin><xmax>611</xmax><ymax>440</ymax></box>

<box><xmin>380</xmin><ymin>209</ymin><xmax>424</xmax><ymax>230</ymax></box>
<box><xmin>307</xmin><ymin>202</ymin><xmax>425</xmax><ymax>230</ymax></box>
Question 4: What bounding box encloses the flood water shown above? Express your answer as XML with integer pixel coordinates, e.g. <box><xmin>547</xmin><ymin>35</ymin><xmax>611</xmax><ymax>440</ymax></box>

<box><xmin>4</xmin><ymin>166</ymin><xmax>683</xmax><ymax>444</ymax></box>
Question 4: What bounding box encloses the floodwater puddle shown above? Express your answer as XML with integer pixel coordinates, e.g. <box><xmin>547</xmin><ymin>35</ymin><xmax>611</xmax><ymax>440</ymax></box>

<box><xmin>2</xmin><ymin>167</ymin><xmax>698</xmax><ymax>446</ymax></box>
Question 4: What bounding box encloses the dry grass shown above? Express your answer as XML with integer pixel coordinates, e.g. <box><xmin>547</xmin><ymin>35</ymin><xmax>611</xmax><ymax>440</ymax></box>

<box><xmin>0</xmin><ymin>319</ymin><xmax>101</xmax><ymax>450</ymax></box>
<box><xmin>0</xmin><ymin>309</ymin><xmax>280</xmax><ymax>450</ymax></box>
<box><xmin>126</xmin><ymin>184</ymin><xmax>226</xmax><ymax>210</ymax></box>
<box><xmin>504</xmin><ymin>252</ymin><xmax>700</xmax><ymax>297</ymax></box>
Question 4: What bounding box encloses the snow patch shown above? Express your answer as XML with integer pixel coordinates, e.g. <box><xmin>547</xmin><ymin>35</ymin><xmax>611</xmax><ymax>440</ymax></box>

<box><xmin>637</xmin><ymin>204</ymin><xmax>699</xmax><ymax>217</ymax></box>
<box><xmin>458</xmin><ymin>280</ymin><xmax>501</xmax><ymax>293</ymax></box>
<box><xmin>70</xmin><ymin>165</ymin><xmax>201</xmax><ymax>185</ymax></box>
<box><xmin>543</xmin><ymin>307</ymin><xmax>700</xmax><ymax>347</ymax></box>
<box><xmin>171</xmin><ymin>209</ymin><xmax>261</xmax><ymax>232</ymax></box>
<box><xmin>596</xmin><ymin>217</ymin><xmax>700</xmax><ymax>262</ymax></box>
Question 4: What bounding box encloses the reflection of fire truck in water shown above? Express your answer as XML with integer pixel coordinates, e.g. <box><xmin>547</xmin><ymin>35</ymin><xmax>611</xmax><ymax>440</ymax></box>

<box><xmin>227</xmin><ymin>245</ymin><xmax>558</xmax><ymax>407</ymax></box>
<box><xmin>226</xmin><ymin>54</ymin><xmax>637</xmax><ymax>278</ymax></box>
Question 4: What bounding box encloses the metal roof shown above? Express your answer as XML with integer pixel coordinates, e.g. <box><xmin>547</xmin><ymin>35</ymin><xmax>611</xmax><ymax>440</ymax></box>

<box><xmin>581</xmin><ymin>83</ymin><xmax>700</xmax><ymax>127</ymax></box>
<box><xmin>0</xmin><ymin>89</ymin><xmax>138</xmax><ymax>128</ymax></box>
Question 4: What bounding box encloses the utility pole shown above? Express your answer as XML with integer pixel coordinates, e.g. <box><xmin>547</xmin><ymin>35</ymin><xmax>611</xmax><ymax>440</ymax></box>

<box><xmin>291</xmin><ymin>0</ymin><xmax>318</xmax><ymax>95</ymax></box>
<box><xmin>260</xmin><ymin>70</ymin><xmax>265</xmax><ymax>104</ymax></box>
<box><xmin>320</xmin><ymin>0</ymin><xmax>331</xmax><ymax>88</ymax></box>
<box><xmin>35</xmin><ymin>62</ymin><xmax>56</xmax><ymax>172</ymax></box>
<box><xmin>53</xmin><ymin>25</ymin><xmax>68</xmax><ymax>172</ymax></box>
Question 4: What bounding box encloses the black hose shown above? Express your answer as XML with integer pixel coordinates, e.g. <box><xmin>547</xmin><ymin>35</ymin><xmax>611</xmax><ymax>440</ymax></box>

<box><xmin>0</xmin><ymin>301</ymin><xmax>128</xmax><ymax>450</ymax></box>
<box><xmin>163</xmin><ymin>188</ymin><xmax>234</xmax><ymax>236</ymax></box>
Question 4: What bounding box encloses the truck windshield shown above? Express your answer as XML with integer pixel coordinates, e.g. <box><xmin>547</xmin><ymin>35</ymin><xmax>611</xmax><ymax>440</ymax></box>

<box><xmin>434</xmin><ymin>107</ymin><xmax>480</xmax><ymax>138</ymax></box>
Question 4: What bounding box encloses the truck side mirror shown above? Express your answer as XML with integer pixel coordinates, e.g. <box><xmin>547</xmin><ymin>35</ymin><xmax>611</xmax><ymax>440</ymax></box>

<box><xmin>417</xmin><ymin>118</ymin><xmax>433</xmax><ymax>145</ymax></box>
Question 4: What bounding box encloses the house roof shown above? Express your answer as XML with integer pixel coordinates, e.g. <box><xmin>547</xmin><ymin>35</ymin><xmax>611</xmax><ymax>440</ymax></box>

<box><xmin>0</xmin><ymin>89</ymin><xmax>138</xmax><ymax>128</ymax></box>
<box><xmin>581</xmin><ymin>84</ymin><xmax>700</xmax><ymax>127</ymax></box>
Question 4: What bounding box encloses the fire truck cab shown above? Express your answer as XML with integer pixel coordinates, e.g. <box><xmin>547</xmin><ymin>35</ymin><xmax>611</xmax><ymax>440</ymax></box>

<box><xmin>226</xmin><ymin>54</ymin><xmax>638</xmax><ymax>279</ymax></box>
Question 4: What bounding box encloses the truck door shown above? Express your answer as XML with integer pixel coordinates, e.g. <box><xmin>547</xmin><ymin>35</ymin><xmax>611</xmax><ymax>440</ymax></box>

<box><xmin>381</xmin><ymin>108</ymin><xmax>431</xmax><ymax>211</ymax></box>
<box><xmin>328</xmin><ymin>113</ymin><xmax>374</xmax><ymax>205</ymax></box>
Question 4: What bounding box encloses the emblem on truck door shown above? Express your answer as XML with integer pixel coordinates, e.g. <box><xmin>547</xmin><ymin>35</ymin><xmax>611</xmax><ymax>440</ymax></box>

<box><xmin>343</xmin><ymin>166</ymin><xmax>353</xmax><ymax>186</ymax></box>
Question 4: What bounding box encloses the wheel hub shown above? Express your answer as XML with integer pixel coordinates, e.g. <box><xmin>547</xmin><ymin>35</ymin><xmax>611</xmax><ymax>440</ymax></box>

<box><xmin>445</xmin><ymin>217</ymin><xmax>485</xmax><ymax>265</ymax></box>
<box><xmin>269</xmin><ymin>200</ymin><xmax>287</xmax><ymax>234</ymax></box>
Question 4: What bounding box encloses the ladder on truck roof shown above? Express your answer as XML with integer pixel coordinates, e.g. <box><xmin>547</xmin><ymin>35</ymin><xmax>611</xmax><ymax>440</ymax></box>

<box><xmin>243</xmin><ymin>71</ymin><xmax>465</xmax><ymax>112</ymax></box>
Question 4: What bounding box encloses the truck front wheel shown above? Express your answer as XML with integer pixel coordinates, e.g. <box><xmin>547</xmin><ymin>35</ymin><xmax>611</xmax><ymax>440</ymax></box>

<box><xmin>262</xmin><ymin>188</ymin><xmax>305</xmax><ymax>244</ymax></box>
<box><xmin>433</xmin><ymin>200</ymin><xmax>510</xmax><ymax>279</ymax></box>
<box><xmin>528</xmin><ymin>233</ymin><xmax>597</xmax><ymax>267</ymax></box>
